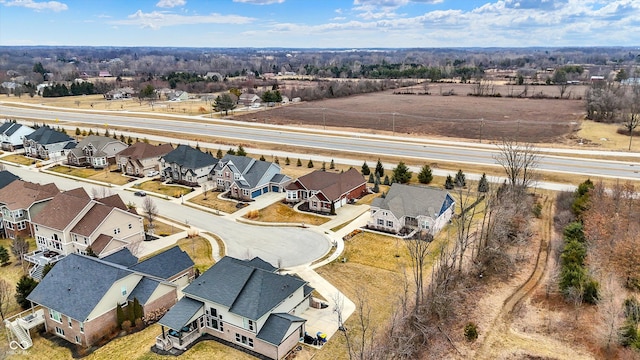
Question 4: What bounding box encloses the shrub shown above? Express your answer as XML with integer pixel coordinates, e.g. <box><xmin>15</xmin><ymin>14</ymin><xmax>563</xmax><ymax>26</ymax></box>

<box><xmin>121</xmin><ymin>320</ymin><xmax>132</xmax><ymax>332</ymax></box>
<box><xmin>464</xmin><ymin>322</ymin><xmax>478</xmax><ymax>341</ymax></box>
<box><xmin>135</xmin><ymin>318</ymin><xmax>144</xmax><ymax>330</ymax></box>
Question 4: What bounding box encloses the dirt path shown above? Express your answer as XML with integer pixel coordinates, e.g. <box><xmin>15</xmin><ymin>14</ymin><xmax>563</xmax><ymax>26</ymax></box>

<box><xmin>474</xmin><ymin>196</ymin><xmax>594</xmax><ymax>360</ymax></box>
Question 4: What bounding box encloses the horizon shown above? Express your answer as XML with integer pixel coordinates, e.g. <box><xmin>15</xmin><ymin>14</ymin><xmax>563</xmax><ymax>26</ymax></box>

<box><xmin>1</xmin><ymin>0</ymin><xmax>639</xmax><ymax>48</ymax></box>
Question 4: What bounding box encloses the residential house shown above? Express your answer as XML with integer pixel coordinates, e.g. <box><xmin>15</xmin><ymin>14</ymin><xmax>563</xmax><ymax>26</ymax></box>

<box><xmin>23</xmin><ymin>249</ymin><xmax>188</xmax><ymax>348</ymax></box>
<box><xmin>66</xmin><ymin>135</ymin><xmax>128</xmax><ymax>168</ymax></box>
<box><xmin>368</xmin><ymin>183</ymin><xmax>455</xmax><ymax>236</ymax></box>
<box><xmin>210</xmin><ymin>154</ymin><xmax>291</xmax><ymax>201</ymax></box>
<box><xmin>160</xmin><ymin>145</ymin><xmax>218</xmax><ymax>186</ymax></box>
<box><xmin>25</xmin><ymin>189</ymin><xmax>145</xmax><ymax>279</ymax></box>
<box><xmin>115</xmin><ymin>142</ymin><xmax>173</xmax><ymax>177</ymax></box>
<box><xmin>0</xmin><ymin>121</ymin><xmax>34</xmax><ymax>151</ymax></box>
<box><xmin>128</xmin><ymin>246</ymin><xmax>195</xmax><ymax>288</ymax></box>
<box><xmin>285</xmin><ymin>168</ymin><xmax>367</xmax><ymax>214</ymax></box>
<box><xmin>103</xmin><ymin>87</ymin><xmax>135</xmax><ymax>100</ymax></box>
<box><xmin>204</xmin><ymin>72</ymin><xmax>223</xmax><ymax>81</ymax></box>
<box><xmin>0</xmin><ymin>180</ymin><xmax>59</xmax><ymax>239</ymax></box>
<box><xmin>23</xmin><ymin>126</ymin><xmax>76</xmax><ymax>160</ymax></box>
<box><xmin>156</xmin><ymin>256</ymin><xmax>313</xmax><ymax>360</ymax></box>
<box><xmin>168</xmin><ymin>90</ymin><xmax>189</xmax><ymax>101</ymax></box>
<box><xmin>238</xmin><ymin>93</ymin><xmax>260</xmax><ymax>106</ymax></box>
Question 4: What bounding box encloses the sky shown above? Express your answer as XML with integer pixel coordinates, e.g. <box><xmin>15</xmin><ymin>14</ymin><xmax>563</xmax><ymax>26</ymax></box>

<box><xmin>0</xmin><ymin>0</ymin><xmax>638</xmax><ymax>48</ymax></box>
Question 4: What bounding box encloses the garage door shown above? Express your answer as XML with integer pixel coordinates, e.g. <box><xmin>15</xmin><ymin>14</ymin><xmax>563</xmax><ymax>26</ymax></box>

<box><xmin>252</xmin><ymin>189</ymin><xmax>261</xmax><ymax>198</ymax></box>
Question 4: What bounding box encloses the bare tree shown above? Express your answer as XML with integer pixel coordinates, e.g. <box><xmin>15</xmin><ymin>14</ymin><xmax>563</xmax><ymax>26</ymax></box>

<box><xmin>203</xmin><ymin>183</ymin><xmax>209</xmax><ymax>200</ymax></box>
<box><xmin>596</xmin><ymin>275</ymin><xmax>624</xmax><ymax>352</ymax></box>
<box><xmin>142</xmin><ymin>196</ymin><xmax>158</xmax><ymax>232</ymax></box>
<box><xmin>623</xmin><ymin>80</ymin><xmax>640</xmax><ymax>150</ymax></box>
<box><xmin>405</xmin><ymin>231</ymin><xmax>433</xmax><ymax>309</ymax></box>
<box><xmin>0</xmin><ymin>278</ymin><xmax>12</xmax><ymax>320</ymax></box>
<box><xmin>453</xmin><ymin>187</ymin><xmax>481</xmax><ymax>273</ymax></box>
<box><xmin>11</xmin><ymin>237</ymin><xmax>29</xmax><ymax>266</ymax></box>
<box><xmin>494</xmin><ymin>140</ymin><xmax>541</xmax><ymax>190</ymax></box>
<box><xmin>91</xmin><ymin>187</ymin><xmax>113</xmax><ymax>199</ymax></box>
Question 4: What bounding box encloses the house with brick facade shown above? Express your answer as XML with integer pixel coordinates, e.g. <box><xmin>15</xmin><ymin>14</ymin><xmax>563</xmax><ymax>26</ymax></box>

<box><xmin>210</xmin><ymin>154</ymin><xmax>291</xmax><ymax>201</ymax></box>
<box><xmin>116</xmin><ymin>142</ymin><xmax>173</xmax><ymax>177</ymax></box>
<box><xmin>368</xmin><ymin>183</ymin><xmax>455</xmax><ymax>236</ymax></box>
<box><xmin>0</xmin><ymin>180</ymin><xmax>60</xmax><ymax>239</ymax></box>
<box><xmin>160</xmin><ymin>145</ymin><xmax>218</xmax><ymax>186</ymax></box>
<box><xmin>66</xmin><ymin>135</ymin><xmax>127</xmax><ymax>168</ymax></box>
<box><xmin>24</xmin><ymin>189</ymin><xmax>144</xmax><ymax>280</ymax></box>
<box><xmin>285</xmin><ymin>168</ymin><xmax>367</xmax><ymax>214</ymax></box>
<box><xmin>23</xmin><ymin>246</ymin><xmax>193</xmax><ymax>348</ymax></box>
<box><xmin>23</xmin><ymin>126</ymin><xmax>76</xmax><ymax>160</ymax></box>
<box><xmin>156</xmin><ymin>256</ymin><xmax>313</xmax><ymax>360</ymax></box>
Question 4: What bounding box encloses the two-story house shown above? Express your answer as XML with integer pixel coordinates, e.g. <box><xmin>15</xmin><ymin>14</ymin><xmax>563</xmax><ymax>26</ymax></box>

<box><xmin>156</xmin><ymin>256</ymin><xmax>313</xmax><ymax>360</ymax></box>
<box><xmin>0</xmin><ymin>121</ymin><xmax>34</xmax><ymax>151</ymax></box>
<box><xmin>160</xmin><ymin>145</ymin><xmax>218</xmax><ymax>186</ymax></box>
<box><xmin>23</xmin><ymin>247</ymin><xmax>192</xmax><ymax>348</ymax></box>
<box><xmin>210</xmin><ymin>154</ymin><xmax>291</xmax><ymax>201</ymax></box>
<box><xmin>285</xmin><ymin>168</ymin><xmax>367</xmax><ymax>214</ymax></box>
<box><xmin>23</xmin><ymin>126</ymin><xmax>76</xmax><ymax>160</ymax></box>
<box><xmin>66</xmin><ymin>135</ymin><xmax>128</xmax><ymax>168</ymax></box>
<box><xmin>0</xmin><ymin>180</ymin><xmax>60</xmax><ymax>239</ymax></box>
<box><xmin>115</xmin><ymin>142</ymin><xmax>173</xmax><ymax>177</ymax></box>
<box><xmin>368</xmin><ymin>183</ymin><xmax>455</xmax><ymax>236</ymax></box>
<box><xmin>25</xmin><ymin>189</ymin><xmax>144</xmax><ymax>280</ymax></box>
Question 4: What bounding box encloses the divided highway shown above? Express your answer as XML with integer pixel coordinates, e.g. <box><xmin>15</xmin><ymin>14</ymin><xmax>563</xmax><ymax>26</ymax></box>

<box><xmin>2</xmin><ymin>105</ymin><xmax>639</xmax><ymax>181</ymax></box>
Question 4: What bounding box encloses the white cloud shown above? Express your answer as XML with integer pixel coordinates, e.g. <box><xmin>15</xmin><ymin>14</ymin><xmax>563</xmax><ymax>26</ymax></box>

<box><xmin>111</xmin><ymin>10</ymin><xmax>254</xmax><ymax>29</ymax></box>
<box><xmin>0</xmin><ymin>0</ymin><xmax>67</xmax><ymax>12</ymax></box>
<box><xmin>232</xmin><ymin>0</ymin><xmax>284</xmax><ymax>4</ymax></box>
<box><xmin>156</xmin><ymin>0</ymin><xmax>186</xmax><ymax>8</ymax></box>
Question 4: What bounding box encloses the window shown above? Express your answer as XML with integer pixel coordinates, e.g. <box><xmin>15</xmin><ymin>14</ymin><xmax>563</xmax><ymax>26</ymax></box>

<box><xmin>55</xmin><ymin>327</ymin><xmax>65</xmax><ymax>336</ymax></box>
<box><xmin>128</xmin><ymin>223</ymin><xmax>132</xmax><ymax>229</ymax></box>
<box><xmin>387</xmin><ymin>220</ymin><xmax>394</xmax><ymax>227</ymax></box>
<box><xmin>68</xmin><ymin>317</ymin><xmax>72</xmax><ymax>328</ymax></box>
<box><xmin>377</xmin><ymin>219</ymin><xmax>384</xmax><ymax>226</ymax></box>
<box><xmin>50</xmin><ymin>310</ymin><xmax>62</xmax><ymax>323</ymax></box>
<box><xmin>244</xmin><ymin>318</ymin><xmax>255</xmax><ymax>331</ymax></box>
<box><xmin>242</xmin><ymin>189</ymin><xmax>250</xmax><ymax>196</ymax></box>
<box><xmin>235</xmin><ymin>334</ymin><xmax>253</xmax><ymax>348</ymax></box>
<box><xmin>234</xmin><ymin>173</ymin><xmax>240</xmax><ymax>180</ymax></box>
<box><xmin>312</xmin><ymin>201</ymin><xmax>317</xmax><ymax>208</ymax></box>
<box><xmin>17</xmin><ymin>221</ymin><xmax>26</xmax><ymax>230</ymax></box>
<box><xmin>121</xmin><ymin>286</ymin><xmax>127</xmax><ymax>296</ymax></box>
<box><xmin>210</xmin><ymin>308</ymin><xmax>217</xmax><ymax>317</ymax></box>
<box><xmin>80</xmin><ymin>322</ymin><xmax>84</xmax><ymax>333</ymax></box>
<box><xmin>75</xmin><ymin>335</ymin><xmax>81</xmax><ymax>344</ymax></box>
<box><xmin>114</xmin><ymin>228</ymin><xmax>121</xmax><ymax>235</ymax></box>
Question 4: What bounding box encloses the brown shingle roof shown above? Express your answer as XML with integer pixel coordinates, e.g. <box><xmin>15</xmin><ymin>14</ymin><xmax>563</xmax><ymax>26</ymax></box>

<box><xmin>0</xmin><ymin>180</ymin><xmax>59</xmax><ymax>210</ymax></box>
<box><xmin>290</xmin><ymin>168</ymin><xmax>365</xmax><ymax>201</ymax></box>
<box><xmin>117</xmin><ymin>142</ymin><xmax>173</xmax><ymax>160</ymax></box>
<box><xmin>91</xmin><ymin>234</ymin><xmax>113</xmax><ymax>254</ymax></box>
<box><xmin>97</xmin><ymin>194</ymin><xmax>128</xmax><ymax>211</ymax></box>
<box><xmin>71</xmin><ymin>204</ymin><xmax>112</xmax><ymax>237</ymax></box>
<box><xmin>32</xmin><ymin>188</ymin><xmax>92</xmax><ymax>230</ymax></box>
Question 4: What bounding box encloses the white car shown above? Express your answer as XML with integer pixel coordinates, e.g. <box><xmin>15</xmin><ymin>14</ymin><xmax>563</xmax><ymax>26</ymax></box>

<box><xmin>146</xmin><ymin>170</ymin><xmax>160</xmax><ymax>177</ymax></box>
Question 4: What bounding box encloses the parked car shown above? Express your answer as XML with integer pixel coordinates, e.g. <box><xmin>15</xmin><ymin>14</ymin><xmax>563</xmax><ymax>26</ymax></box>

<box><xmin>146</xmin><ymin>170</ymin><xmax>160</xmax><ymax>177</ymax></box>
<box><xmin>134</xmin><ymin>191</ymin><xmax>147</xmax><ymax>197</ymax></box>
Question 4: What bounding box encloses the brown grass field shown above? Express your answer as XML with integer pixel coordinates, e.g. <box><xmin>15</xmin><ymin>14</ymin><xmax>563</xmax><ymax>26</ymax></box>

<box><xmin>188</xmin><ymin>191</ymin><xmax>240</xmax><ymax>214</ymax></box>
<box><xmin>246</xmin><ymin>202</ymin><xmax>330</xmax><ymax>226</ymax></box>
<box><xmin>234</xmin><ymin>84</ymin><xmax>586</xmax><ymax>144</ymax></box>
<box><xmin>133</xmin><ymin>179</ymin><xmax>193</xmax><ymax>197</ymax></box>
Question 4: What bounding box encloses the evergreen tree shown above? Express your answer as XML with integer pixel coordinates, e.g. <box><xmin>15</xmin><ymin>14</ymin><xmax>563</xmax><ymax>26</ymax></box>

<box><xmin>216</xmin><ymin>148</ymin><xmax>223</xmax><ymax>159</ymax></box>
<box><xmin>236</xmin><ymin>145</ymin><xmax>247</xmax><ymax>156</ymax></box>
<box><xmin>227</xmin><ymin>148</ymin><xmax>236</xmax><ymax>155</ymax></box>
<box><xmin>127</xmin><ymin>136</ymin><xmax>133</xmax><ymax>145</ymax></box>
<box><xmin>307</xmin><ymin>159</ymin><xmax>314</xmax><ymax>168</ymax></box>
<box><xmin>383</xmin><ymin>175</ymin><xmax>390</xmax><ymax>185</ymax></box>
<box><xmin>195</xmin><ymin>142</ymin><xmax>200</xmax><ymax>150</ymax></box>
<box><xmin>477</xmin><ymin>173</ymin><xmax>489</xmax><ymax>193</ymax></box>
<box><xmin>372</xmin><ymin>178</ymin><xmax>380</xmax><ymax>193</ymax></box>
<box><xmin>0</xmin><ymin>245</ymin><xmax>9</xmax><ymax>266</ymax></box>
<box><xmin>375</xmin><ymin>158</ymin><xmax>384</xmax><ymax>177</ymax></box>
<box><xmin>391</xmin><ymin>161</ymin><xmax>412</xmax><ymax>184</ymax></box>
<box><xmin>120</xmin><ymin>134</ymin><xmax>126</xmax><ymax>143</ymax></box>
<box><xmin>113</xmin><ymin>132</ymin><xmax>118</xmax><ymax>140</ymax></box>
<box><xmin>321</xmin><ymin>161</ymin><xmax>326</xmax><ymax>171</ymax></box>
<box><xmin>75</xmin><ymin>127</ymin><xmax>81</xmax><ymax>136</ymax></box>
<box><xmin>368</xmin><ymin>173</ymin><xmax>374</xmax><ymax>183</ymax></box>
<box><xmin>86</xmin><ymin>246</ymin><xmax>97</xmax><ymax>257</ymax></box>
<box><xmin>274</xmin><ymin>156</ymin><xmax>279</xmax><ymax>165</ymax></box>
<box><xmin>361</xmin><ymin>161</ymin><xmax>371</xmax><ymax>176</ymax></box>
<box><xmin>42</xmin><ymin>262</ymin><xmax>55</xmax><ymax>278</ymax></box>
<box><xmin>133</xmin><ymin>298</ymin><xmax>143</xmax><ymax>320</ymax></box>
<box><xmin>88</xmin><ymin>129</ymin><xmax>94</xmax><ymax>136</ymax></box>
<box><xmin>117</xmin><ymin>304</ymin><xmax>125</xmax><ymax>328</ymax></box>
<box><xmin>455</xmin><ymin>169</ymin><xmax>466</xmax><ymax>187</ymax></box>
<box><xmin>143</xmin><ymin>138</ymin><xmax>149</xmax><ymax>144</ymax></box>
<box><xmin>104</xmin><ymin>129</ymin><xmax>110</xmax><ymax>137</ymax></box>
<box><xmin>330</xmin><ymin>159</ymin><xmax>335</xmax><ymax>169</ymax></box>
<box><xmin>259</xmin><ymin>155</ymin><xmax>266</xmax><ymax>161</ymax></box>
<box><xmin>444</xmin><ymin>175</ymin><xmax>455</xmax><ymax>189</ymax></box>
<box><xmin>213</xmin><ymin>94</ymin><xmax>237</xmax><ymax>115</ymax></box>
<box><xmin>15</xmin><ymin>276</ymin><xmax>38</xmax><ymax>309</ymax></box>
<box><xmin>285</xmin><ymin>157</ymin><xmax>290</xmax><ymax>165</ymax></box>
<box><xmin>296</xmin><ymin>158</ymin><xmax>302</xmax><ymax>167</ymax></box>
<box><xmin>417</xmin><ymin>164</ymin><xmax>433</xmax><ymax>184</ymax></box>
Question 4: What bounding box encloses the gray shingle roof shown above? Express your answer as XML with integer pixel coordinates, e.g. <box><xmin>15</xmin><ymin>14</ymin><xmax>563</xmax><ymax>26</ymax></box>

<box><xmin>128</xmin><ymin>277</ymin><xmax>161</xmax><ymax>304</ymax></box>
<box><xmin>102</xmin><ymin>248</ymin><xmax>138</xmax><ymax>267</ymax></box>
<box><xmin>4</xmin><ymin>123</ymin><xmax>23</xmax><ymax>136</ymax></box>
<box><xmin>25</xmin><ymin>126</ymin><xmax>75</xmax><ymax>145</ymax></box>
<box><xmin>183</xmin><ymin>256</ymin><xmax>306</xmax><ymax>320</ymax></box>
<box><xmin>27</xmin><ymin>254</ymin><xmax>133</xmax><ymax>322</ymax></box>
<box><xmin>161</xmin><ymin>144</ymin><xmax>217</xmax><ymax>170</ymax></box>
<box><xmin>158</xmin><ymin>297</ymin><xmax>204</xmax><ymax>331</ymax></box>
<box><xmin>128</xmin><ymin>246</ymin><xmax>194</xmax><ymax>280</ymax></box>
<box><xmin>0</xmin><ymin>170</ymin><xmax>19</xmax><ymax>189</ymax></box>
<box><xmin>257</xmin><ymin>313</ymin><xmax>306</xmax><ymax>346</ymax></box>
<box><xmin>0</xmin><ymin>122</ymin><xmax>13</xmax><ymax>134</ymax></box>
<box><xmin>371</xmin><ymin>183</ymin><xmax>455</xmax><ymax>219</ymax></box>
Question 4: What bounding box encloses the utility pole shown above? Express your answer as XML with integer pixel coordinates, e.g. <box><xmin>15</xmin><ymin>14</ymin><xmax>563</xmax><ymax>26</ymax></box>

<box><xmin>479</xmin><ymin>118</ymin><xmax>484</xmax><ymax>143</ymax></box>
<box><xmin>392</xmin><ymin>112</ymin><xmax>396</xmax><ymax>136</ymax></box>
<box><xmin>323</xmin><ymin>108</ymin><xmax>326</xmax><ymax>130</ymax></box>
